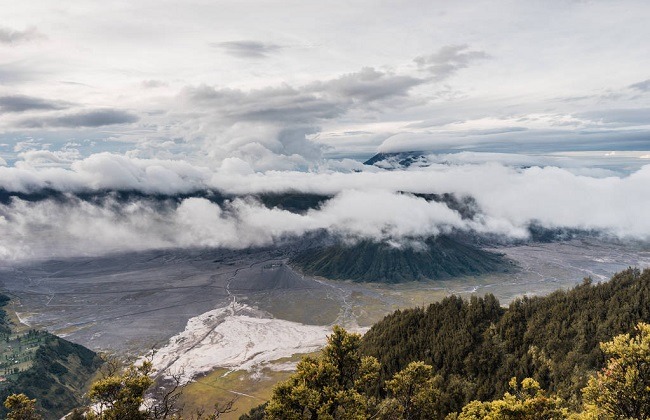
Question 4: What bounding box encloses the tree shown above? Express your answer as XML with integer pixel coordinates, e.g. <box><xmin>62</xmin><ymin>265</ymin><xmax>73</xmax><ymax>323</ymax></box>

<box><xmin>378</xmin><ymin>361</ymin><xmax>443</xmax><ymax>420</ymax></box>
<box><xmin>4</xmin><ymin>393</ymin><xmax>42</xmax><ymax>420</ymax></box>
<box><xmin>581</xmin><ymin>322</ymin><xmax>650</xmax><ymax>419</ymax></box>
<box><xmin>87</xmin><ymin>360</ymin><xmax>154</xmax><ymax>419</ymax></box>
<box><xmin>457</xmin><ymin>377</ymin><xmax>568</xmax><ymax>420</ymax></box>
<box><xmin>265</xmin><ymin>326</ymin><xmax>380</xmax><ymax>420</ymax></box>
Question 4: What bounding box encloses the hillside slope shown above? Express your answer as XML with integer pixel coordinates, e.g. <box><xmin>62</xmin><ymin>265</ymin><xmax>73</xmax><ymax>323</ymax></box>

<box><xmin>0</xmin><ymin>294</ymin><xmax>103</xmax><ymax>419</ymax></box>
<box><xmin>290</xmin><ymin>236</ymin><xmax>512</xmax><ymax>283</ymax></box>
<box><xmin>360</xmin><ymin>268</ymin><xmax>650</xmax><ymax>413</ymax></box>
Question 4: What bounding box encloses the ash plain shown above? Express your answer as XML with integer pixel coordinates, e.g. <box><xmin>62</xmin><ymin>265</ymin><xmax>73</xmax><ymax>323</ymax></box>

<box><xmin>0</xmin><ymin>237</ymin><xmax>649</xmax><ymax>378</ymax></box>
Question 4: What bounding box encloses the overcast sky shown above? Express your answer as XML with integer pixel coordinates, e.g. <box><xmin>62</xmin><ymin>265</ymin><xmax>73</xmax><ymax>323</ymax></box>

<box><xmin>1</xmin><ymin>1</ymin><xmax>650</xmax><ymax>260</ymax></box>
<box><xmin>1</xmin><ymin>0</ymin><xmax>649</xmax><ymax>169</ymax></box>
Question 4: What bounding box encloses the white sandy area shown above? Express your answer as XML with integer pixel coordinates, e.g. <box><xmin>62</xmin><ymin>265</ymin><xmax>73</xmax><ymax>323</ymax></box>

<box><xmin>151</xmin><ymin>301</ymin><xmax>332</xmax><ymax>383</ymax></box>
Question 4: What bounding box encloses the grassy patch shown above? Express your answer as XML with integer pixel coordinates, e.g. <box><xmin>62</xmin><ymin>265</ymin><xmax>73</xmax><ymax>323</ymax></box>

<box><xmin>179</xmin><ymin>353</ymin><xmax>318</xmax><ymax>419</ymax></box>
<box><xmin>179</xmin><ymin>368</ymin><xmax>291</xmax><ymax>419</ymax></box>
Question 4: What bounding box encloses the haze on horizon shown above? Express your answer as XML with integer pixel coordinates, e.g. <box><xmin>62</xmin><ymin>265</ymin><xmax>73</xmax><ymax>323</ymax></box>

<box><xmin>1</xmin><ymin>0</ymin><xmax>649</xmax><ymax>261</ymax></box>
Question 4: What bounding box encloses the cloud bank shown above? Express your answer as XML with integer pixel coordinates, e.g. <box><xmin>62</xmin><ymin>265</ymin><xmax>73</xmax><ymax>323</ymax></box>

<box><xmin>1</xmin><ymin>153</ymin><xmax>650</xmax><ymax>261</ymax></box>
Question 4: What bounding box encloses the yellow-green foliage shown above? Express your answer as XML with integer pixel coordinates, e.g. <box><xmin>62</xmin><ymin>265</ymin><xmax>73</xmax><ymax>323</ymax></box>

<box><xmin>265</xmin><ymin>326</ymin><xmax>381</xmax><ymax>420</ymax></box>
<box><xmin>457</xmin><ymin>378</ymin><xmax>568</xmax><ymax>420</ymax></box>
<box><xmin>379</xmin><ymin>361</ymin><xmax>444</xmax><ymax>420</ymax></box>
<box><xmin>361</xmin><ymin>268</ymin><xmax>650</xmax><ymax>413</ymax></box>
<box><xmin>581</xmin><ymin>322</ymin><xmax>650</xmax><ymax>419</ymax></box>
<box><xmin>86</xmin><ymin>361</ymin><xmax>154</xmax><ymax>420</ymax></box>
<box><xmin>4</xmin><ymin>393</ymin><xmax>42</xmax><ymax>420</ymax></box>
<box><xmin>257</xmin><ymin>321</ymin><xmax>650</xmax><ymax>420</ymax></box>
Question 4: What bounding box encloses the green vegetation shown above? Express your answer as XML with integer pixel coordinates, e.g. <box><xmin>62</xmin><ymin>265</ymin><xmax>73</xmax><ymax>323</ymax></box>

<box><xmin>360</xmin><ymin>268</ymin><xmax>650</xmax><ymax>413</ymax></box>
<box><xmin>6</xmin><ymin>268</ymin><xmax>650</xmax><ymax>419</ymax></box>
<box><xmin>238</xmin><ymin>267</ymin><xmax>650</xmax><ymax>419</ymax></box>
<box><xmin>31</xmin><ymin>356</ymin><xmax>240</xmax><ymax>419</ymax></box>
<box><xmin>290</xmin><ymin>236</ymin><xmax>511</xmax><ymax>283</ymax></box>
<box><xmin>258</xmin><ymin>192</ymin><xmax>331</xmax><ymax>213</ymax></box>
<box><xmin>178</xmin><ymin>366</ymin><xmax>294</xmax><ymax>420</ymax></box>
<box><xmin>245</xmin><ymin>320</ymin><xmax>650</xmax><ymax>419</ymax></box>
<box><xmin>581</xmin><ymin>322</ymin><xmax>650</xmax><ymax>419</ymax></box>
<box><xmin>456</xmin><ymin>378</ymin><xmax>568</xmax><ymax>419</ymax></box>
<box><xmin>85</xmin><ymin>361</ymin><xmax>155</xmax><ymax>419</ymax></box>
<box><xmin>0</xmin><ymin>293</ymin><xmax>103</xmax><ymax>419</ymax></box>
<box><xmin>266</xmin><ymin>326</ymin><xmax>379</xmax><ymax>419</ymax></box>
<box><xmin>4</xmin><ymin>393</ymin><xmax>42</xmax><ymax>420</ymax></box>
<box><xmin>0</xmin><ymin>329</ymin><xmax>48</xmax><ymax>378</ymax></box>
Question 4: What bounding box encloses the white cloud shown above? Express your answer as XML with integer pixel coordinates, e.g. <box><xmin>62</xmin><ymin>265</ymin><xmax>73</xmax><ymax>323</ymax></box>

<box><xmin>0</xmin><ymin>26</ymin><xmax>45</xmax><ymax>44</ymax></box>
<box><xmin>5</xmin><ymin>1</ymin><xmax>649</xmax><ymax>168</ymax></box>
<box><xmin>2</xmin><ymin>154</ymin><xmax>650</xmax><ymax>261</ymax></box>
<box><xmin>1</xmin><ymin>1</ymin><xmax>650</xmax><ymax>261</ymax></box>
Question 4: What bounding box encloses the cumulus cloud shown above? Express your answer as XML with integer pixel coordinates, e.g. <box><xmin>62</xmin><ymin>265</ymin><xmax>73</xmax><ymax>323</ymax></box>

<box><xmin>414</xmin><ymin>45</ymin><xmax>490</xmax><ymax>81</ymax></box>
<box><xmin>0</xmin><ymin>95</ymin><xmax>70</xmax><ymax>113</ymax></box>
<box><xmin>0</xmin><ymin>190</ymin><xmax>486</xmax><ymax>261</ymax></box>
<box><xmin>0</xmin><ymin>153</ymin><xmax>213</xmax><ymax>194</ymax></box>
<box><xmin>18</xmin><ymin>109</ymin><xmax>139</xmax><ymax>128</ymax></box>
<box><xmin>17</xmin><ymin>149</ymin><xmax>82</xmax><ymax>166</ymax></box>
<box><xmin>213</xmin><ymin>40</ymin><xmax>283</xmax><ymax>58</ymax></box>
<box><xmin>177</xmin><ymin>66</ymin><xmax>425</xmax><ymax>169</ymax></box>
<box><xmin>0</xmin><ymin>26</ymin><xmax>45</xmax><ymax>44</ymax></box>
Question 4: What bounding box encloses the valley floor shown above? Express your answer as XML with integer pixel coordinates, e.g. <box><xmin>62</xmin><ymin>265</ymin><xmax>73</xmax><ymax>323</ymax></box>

<box><xmin>0</xmin><ymin>238</ymin><xmax>649</xmax><ymax>416</ymax></box>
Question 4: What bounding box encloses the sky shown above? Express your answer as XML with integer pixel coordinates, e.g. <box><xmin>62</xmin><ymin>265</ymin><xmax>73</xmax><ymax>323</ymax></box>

<box><xmin>1</xmin><ymin>0</ymin><xmax>650</xmax><ymax>260</ymax></box>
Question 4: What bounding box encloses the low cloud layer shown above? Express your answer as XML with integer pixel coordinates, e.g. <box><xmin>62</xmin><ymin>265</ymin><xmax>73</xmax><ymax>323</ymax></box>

<box><xmin>1</xmin><ymin>153</ymin><xmax>650</xmax><ymax>261</ymax></box>
<box><xmin>0</xmin><ymin>192</ymin><xmax>460</xmax><ymax>260</ymax></box>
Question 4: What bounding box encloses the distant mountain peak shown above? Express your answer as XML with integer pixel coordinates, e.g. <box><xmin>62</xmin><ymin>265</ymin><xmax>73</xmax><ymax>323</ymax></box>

<box><xmin>363</xmin><ymin>151</ymin><xmax>430</xmax><ymax>169</ymax></box>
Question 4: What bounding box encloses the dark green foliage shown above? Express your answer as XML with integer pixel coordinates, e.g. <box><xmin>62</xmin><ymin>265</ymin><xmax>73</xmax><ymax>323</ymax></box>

<box><xmin>0</xmin><ymin>187</ymin><xmax>332</xmax><ymax>215</ymax></box>
<box><xmin>360</xmin><ymin>268</ymin><xmax>650</xmax><ymax>415</ymax></box>
<box><xmin>526</xmin><ymin>223</ymin><xmax>592</xmax><ymax>243</ymax></box>
<box><xmin>265</xmin><ymin>326</ymin><xmax>380</xmax><ymax>419</ymax></box>
<box><xmin>258</xmin><ymin>193</ymin><xmax>331</xmax><ymax>213</ymax></box>
<box><xmin>0</xmin><ymin>293</ymin><xmax>12</xmax><ymax>335</ymax></box>
<box><xmin>0</xmin><ymin>188</ymin><xmax>229</xmax><ymax>207</ymax></box>
<box><xmin>411</xmin><ymin>192</ymin><xmax>479</xmax><ymax>220</ymax></box>
<box><xmin>0</xmin><ymin>330</ymin><xmax>103</xmax><ymax>419</ymax></box>
<box><xmin>0</xmin><ymin>292</ymin><xmax>98</xmax><ymax>416</ymax></box>
<box><xmin>291</xmin><ymin>236</ymin><xmax>511</xmax><ymax>283</ymax></box>
<box><xmin>239</xmin><ymin>403</ymin><xmax>267</xmax><ymax>420</ymax></box>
